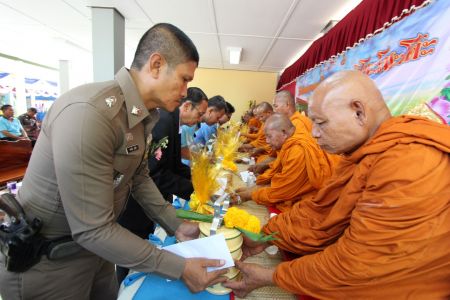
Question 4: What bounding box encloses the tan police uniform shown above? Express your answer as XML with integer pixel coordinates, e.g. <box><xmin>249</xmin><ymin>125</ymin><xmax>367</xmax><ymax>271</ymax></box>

<box><xmin>0</xmin><ymin>67</ymin><xmax>186</xmax><ymax>300</ymax></box>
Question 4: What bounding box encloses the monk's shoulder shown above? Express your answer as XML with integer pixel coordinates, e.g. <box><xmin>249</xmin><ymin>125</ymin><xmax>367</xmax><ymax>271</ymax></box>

<box><xmin>364</xmin><ymin>142</ymin><xmax>448</xmax><ymax>188</ymax></box>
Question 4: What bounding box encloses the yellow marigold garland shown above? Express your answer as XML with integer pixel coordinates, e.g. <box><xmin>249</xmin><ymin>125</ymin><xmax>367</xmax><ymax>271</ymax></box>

<box><xmin>223</xmin><ymin>207</ymin><xmax>261</xmax><ymax>234</ymax></box>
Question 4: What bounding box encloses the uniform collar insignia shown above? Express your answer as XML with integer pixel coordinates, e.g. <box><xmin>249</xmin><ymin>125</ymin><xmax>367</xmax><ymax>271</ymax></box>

<box><xmin>131</xmin><ymin>105</ymin><xmax>141</xmax><ymax>116</ymax></box>
<box><xmin>105</xmin><ymin>96</ymin><xmax>117</xmax><ymax>108</ymax></box>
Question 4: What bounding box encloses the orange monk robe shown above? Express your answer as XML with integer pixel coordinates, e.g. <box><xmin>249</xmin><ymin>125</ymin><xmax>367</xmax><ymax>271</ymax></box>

<box><xmin>249</xmin><ymin>123</ymin><xmax>272</xmax><ymax>162</ymax></box>
<box><xmin>248</xmin><ymin>117</ymin><xmax>262</xmax><ymax>133</ymax></box>
<box><xmin>290</xmin><ymin>111</ymin><xmax>312</xmax><ymax>132</ymax></box>
<box><xmin>252</xmin><ymin>130</ymin><xmax>336</xmax><ymax>212</ymax></box>
<box><xmin>244</xmin><ymin>121</ymin><xmax>262</xmax><ymax>141</ymax></box>
<box><xmin>263</xmin><ymin>116</ymin><xmax>450</xmax><ymax>299</ymax></box>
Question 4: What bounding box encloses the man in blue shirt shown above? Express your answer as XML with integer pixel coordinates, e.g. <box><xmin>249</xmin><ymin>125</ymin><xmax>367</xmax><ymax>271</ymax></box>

<box><xmin>0</xmin><ymin>104</ymin><xmax>28</xmax><ymax>140</ymax></box>
<box><xmin>193</xmin><ymin>96</ymin><xmax>227</xmax><ymax>145</ymax></box>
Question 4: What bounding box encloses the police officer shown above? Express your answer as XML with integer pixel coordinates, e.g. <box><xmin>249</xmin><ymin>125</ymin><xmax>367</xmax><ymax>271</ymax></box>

<box><xmin>0</xmin><ymin>23</ymin><xmax>227</xmax><ymax>300</ymax></box>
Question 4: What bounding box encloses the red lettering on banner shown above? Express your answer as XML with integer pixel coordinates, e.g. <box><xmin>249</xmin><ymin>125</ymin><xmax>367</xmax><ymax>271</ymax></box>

<box><xmin>353</xmin><ymin>33</ymin><xmax>438</xmax><ymax>75</ymax></box>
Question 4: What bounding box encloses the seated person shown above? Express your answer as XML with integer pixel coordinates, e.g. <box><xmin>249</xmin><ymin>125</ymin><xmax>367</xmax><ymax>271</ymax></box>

<box><xmin>224</xmin><ymin>70</ymin><xmax>450</xmax><ymax>298</ymax></box>
<box><xmin>234</xmin><ymin>113</ymin><xmax>335</xmax><ymax>212</ymax></box>
<box><xmin>18</xmin><ymin>107</ymin><xmax>40</xmax><ymax>141</ymax></box>
<box><xmin>247</xmin><ymin>107</ymin><xmax>261</xmax><ymax>134</ymax></box>
<box><xmin>0</xmin><ymin>105</ymin><xmax>29</xmax><ymax>141</ymax></box>
<box><xmin>250</xmin><ymin>90</ymin><xmax>339</xmax><ymax>176</ymax></box>
<box><xmin>195</xmin><ymin>101</ymin><xmax>235</xmax><ymax>145</ymax></box>
<box><xmin>117</xmin><ymin>87</ymin><xmax>208</xmax><ymax>283</ymax></box>
<box><xmin>239</xmin><ymin>102</ymin><xmax>273</xmax><ymax>163</ymax></box>
<box><xmin>193</xmin><ymin>95</ymin><xmax>227</xmax><ymax>145</ymax></box>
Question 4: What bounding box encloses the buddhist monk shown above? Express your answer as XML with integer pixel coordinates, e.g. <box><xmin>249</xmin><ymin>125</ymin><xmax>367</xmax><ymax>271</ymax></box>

<box><xmin>273</xmin><ymin>90</ymin><xmax>312</xmax><ymax>132</ymax></box>
<box><xmin>239</xmin><ymin>102</ymin><xmax>273</xmax><ymax>162</ymax></box>
<box><xmin>247</xmin><ymin>108</ymin><xmax>262</xmax><ymax>133</ymax></box>
<box><xmin>224</xmin><ymin>70</ymin><xmax>450</xmax><ymax>299</ymax></box>
<box><xmin>250</xmin><ymin>90</ymin><xmax>339</xmax><ymax>175</ymax></box>
<box><xmin>234</xmin><ymin>113</ymin><xmax>335</xmax><ymax>212</ymax></box>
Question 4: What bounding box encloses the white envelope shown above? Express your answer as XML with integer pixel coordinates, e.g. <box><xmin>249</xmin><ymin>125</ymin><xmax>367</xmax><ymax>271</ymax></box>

<box><xmin>163</xmin><ymin>234</ymin><xmax>234</xmax><ymax>272</ymax></box>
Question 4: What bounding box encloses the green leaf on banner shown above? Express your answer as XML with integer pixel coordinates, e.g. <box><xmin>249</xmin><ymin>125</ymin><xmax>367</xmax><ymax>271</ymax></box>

<box><xmin>440</xmin><ymin>88</ymin><xmax>450</xmax><ymax>100</ymax></box>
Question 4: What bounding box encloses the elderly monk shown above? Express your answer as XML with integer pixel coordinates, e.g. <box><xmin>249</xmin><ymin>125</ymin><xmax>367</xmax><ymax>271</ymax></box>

<box><xmin>224</xmin><ymin>70</ymin><xmax>450</xmax><ymax>299</ymax></box>
<box><xmin>240</xmin><ymin>102</ymin><xmax>274</xmax><ymax>162</ymax></box>
<box><xmin>250</xmin><ymin>90</ymin><xmax>339</xmax><ymax>175</ymax></box>
<box><xmin>273</xmin><ymin>90</ymin><xmax>312</xmax><ymax>132</ymax></box>
<box><xmin>235</xmin><ymin>113</ymin><xmax>335</xmax><ymax>212</ymax></box>
<box><xmin>247</xmin><ymin>108</ymin><xmax>262</xmax><ymax>134</ymax></box>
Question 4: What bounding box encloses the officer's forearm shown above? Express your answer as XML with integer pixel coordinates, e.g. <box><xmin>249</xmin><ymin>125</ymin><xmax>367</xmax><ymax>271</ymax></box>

<box><xmin>73</xmin><ymin>222</ymin><xmax>186</xmax><ymax>279</ymax></box>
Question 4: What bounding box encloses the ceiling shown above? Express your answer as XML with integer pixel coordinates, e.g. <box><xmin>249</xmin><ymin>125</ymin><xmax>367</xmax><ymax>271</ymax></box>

<box><xmin>0</xmin><ymin>0</ymin><xmax>362</xmax><ymax>76</ymax></box>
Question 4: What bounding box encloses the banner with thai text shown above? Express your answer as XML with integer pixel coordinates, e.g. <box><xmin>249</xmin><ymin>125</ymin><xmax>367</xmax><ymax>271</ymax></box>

<box><xmin>295</xmin><ymin>0</ymin><xmax>450</xmax><ymax>124</ymax></box>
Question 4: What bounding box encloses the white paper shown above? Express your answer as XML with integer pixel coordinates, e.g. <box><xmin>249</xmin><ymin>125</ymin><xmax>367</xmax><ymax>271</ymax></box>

<box><xmin>241</xmin><ymin>157</ymin><xmax>250</xmax><ymax>164</ymax></box>
<box><xmin>163</xmin><ymin>234</ymin><xmax>234</xmax><ymax>272</ymax></box>
<box><xmin>240</xmin><ymin>171</ymin><xmax>250</xmax><ymax>183</ymax></box>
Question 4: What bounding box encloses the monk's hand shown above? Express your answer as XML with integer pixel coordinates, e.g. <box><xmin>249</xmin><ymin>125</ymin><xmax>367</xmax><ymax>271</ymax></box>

<box><xmin>223</xmin><ymin>261</ymin><xmax>275</xmax><ymax>298</ymax></box>
<box><xmin>248</xmin><ymin>162</ymin><xmax>269</xmax><ymax>174</ymax></box>
<box><xmin>182</xmin><ymin>258</ymin><xmax>228</xmax><ymax>293</ymax></box>
<box><xmin>239</xmin><ymin>144</ymin><xmax>254</xmax><ymax>152</ymax></box>
<box><xmin>250</xmin><ymin>147</ymin><xmax>265</xmax><ymax>156</ymax></box>
<box><xmin>175</xmin><ymin>221</ymin><xmax>199</xmax><ymax>242</ymax></box>
<box><xmin>235</xmin><ymin>187</ymin><xmax>255</xmax><ymax>202</ymax></box>
<box><xmin>241</xmin><ymin>234</ymin><xmax>269</xmax><ymax>260</ymax></box>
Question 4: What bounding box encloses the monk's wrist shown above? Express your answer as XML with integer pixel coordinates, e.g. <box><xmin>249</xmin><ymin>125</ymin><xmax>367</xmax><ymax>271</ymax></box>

<box><xmin>260</xmin><ymin>267</ymin><xmax>275</xmax><ymax>286</ymax></box>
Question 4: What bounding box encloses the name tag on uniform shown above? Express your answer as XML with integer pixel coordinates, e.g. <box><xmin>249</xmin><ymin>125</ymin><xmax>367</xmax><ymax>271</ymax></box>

<box><xmin>126</xmin><ymin>144</ymin><xmax>139</xmax><ymax>154</ymax></box>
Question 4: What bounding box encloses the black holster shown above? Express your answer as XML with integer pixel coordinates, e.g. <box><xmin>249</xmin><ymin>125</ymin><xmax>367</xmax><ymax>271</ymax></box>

<box><xmin>0</xmin><ymin>193</ymin><xmax>80</xmax><ymax>273</ymax></box>
<box><xmin>0</xmin><ymin>216</ymin><xmax>47</xmax><ymax>272</ymax></box>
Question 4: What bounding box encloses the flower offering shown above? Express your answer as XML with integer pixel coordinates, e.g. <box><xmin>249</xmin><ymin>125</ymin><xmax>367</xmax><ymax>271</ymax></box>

<box><xmin>188</xmin><ymin>149</ymin><xmax>221</xmax><ymax>214</ymax></box>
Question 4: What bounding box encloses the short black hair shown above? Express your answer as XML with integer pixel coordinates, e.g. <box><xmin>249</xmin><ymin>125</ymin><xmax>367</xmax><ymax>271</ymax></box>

<box><xmin>1</xmin><ymin>104</ymin><xmax>12</xmax><ymax>112</ymax></box>
<box><xmin>181</xmin><ymin>87</ymin><xmax>208</xmax><ymax>106</ymax></box>
<box><xmin>208</xmin><ymin>95</ymin><xmax>227</xmax><ymax>112</ymax></box>
<box><xmin>131</xmin><ymin>23</ymin><xmax>199</xmax><ymax>70</ymax></box>
<box><xmin>28</xmin><ymin>107</ymin><xmax>37</xmax><ymax>113</ymax></box>
<box><xmin>225</xmin><ymin>101</ymin><xmax>235</xmax><ymax>114</ymax></box>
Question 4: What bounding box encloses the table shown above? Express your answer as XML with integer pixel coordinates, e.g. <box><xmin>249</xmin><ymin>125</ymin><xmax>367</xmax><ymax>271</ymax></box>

<box><xmin>118</xmin><ymin>163</ymin><xmax>296</xmax><ymax>300</ymax></box>
<box><xmin>230</xmin><ymin>164</ymin><xmax>296</xmax><ymax>300</ymax></box>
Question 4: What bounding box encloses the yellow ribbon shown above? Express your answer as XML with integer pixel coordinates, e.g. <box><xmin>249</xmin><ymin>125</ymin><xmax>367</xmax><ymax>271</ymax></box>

<box><xmin>189</xmin><ymin>193</ymin><xmax>214</xmax><ymax>214</ymax></box>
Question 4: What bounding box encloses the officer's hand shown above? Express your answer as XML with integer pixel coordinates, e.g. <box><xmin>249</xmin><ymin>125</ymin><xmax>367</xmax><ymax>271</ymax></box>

<box><xmin>182</xmin><ymin>258</ymin><xmax>228</xmax><ymax>293</ymax></box>
<box><xmin>175</xmin><ymin>221</ymin><xmax>199</xmax><ymax>242</ymax></box>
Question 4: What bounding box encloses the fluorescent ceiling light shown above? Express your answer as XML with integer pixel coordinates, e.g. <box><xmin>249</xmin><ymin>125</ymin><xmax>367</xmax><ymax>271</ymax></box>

<box><xmin>228</xmin><ymin>47</ymin><xmax>242</xmax><ymax>64</ymax></box>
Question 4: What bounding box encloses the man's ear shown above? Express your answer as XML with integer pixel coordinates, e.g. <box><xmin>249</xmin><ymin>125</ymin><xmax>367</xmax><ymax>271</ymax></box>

<box><xmin>350</xmin><ymin>99</ymin><xmax>366</xmax><ymax>125</ymax></box>
<box><xmin>183</xmin><ymin>102</ymin><xmax>191</xmax><ymax>112</ymax></box>
<box><xmin>148</xmin><ymin>53</ymin><xmax>163</xmax><ymax>78</ymax></box>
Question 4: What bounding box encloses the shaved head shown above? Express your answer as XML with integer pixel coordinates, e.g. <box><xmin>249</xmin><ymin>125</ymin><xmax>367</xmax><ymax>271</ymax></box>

<box><xmin>273</xmin><ymin>90</ymin><xmax>296</xmax><ymax>117</ymax></box>
<box><xmin>257</xmin><ymin>102</ymin><xmax>274</xmax><ymax>113</ymax></box>
<box><xmin>264</xmin><ymin>113</ymin><xmax>295</xmax><ymax>150</ymax></box>
<box><xmin>255</xmin><ymin>101</ymin><xmax>274</xmax><ymax>123</ymax></box>
<box><xmin>265</xmin><ymin>113</ymin><xmax>294</xmax><ymax>132</ymax></box>
<box><xmin>309</xmin><ymin>70</ymin><xmax>391</xmax><ymax>154</ymax></box>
